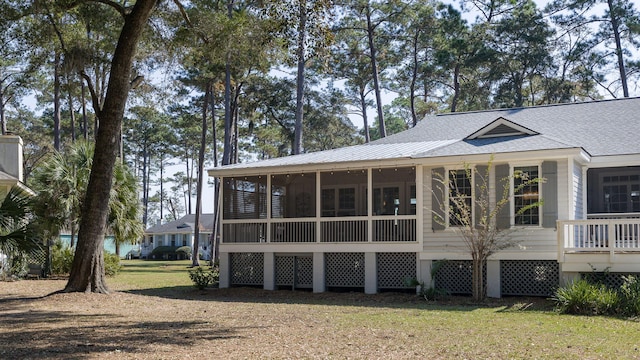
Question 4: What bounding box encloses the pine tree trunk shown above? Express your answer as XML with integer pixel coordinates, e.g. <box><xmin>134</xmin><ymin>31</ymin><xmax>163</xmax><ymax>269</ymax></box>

<box><xmin>607</xmin><ymin>0</ymin><xmax>629</xmax><ymax>97</ymax></box>
<box><xmin>293</xmin><ymin>0</ymin><xmax>307</xmax><ymax>155</ymax></box>
<box><xmin>54</xmin><ymin>52</ymin><xmax>61</xmax><ymax>151</ymax></box>
<box><xmin>64</xmin><ymin>0</ymin><xmax>157</xmax><ymax>294</ymax></box>
<box><xmin>359</xmin><ymin>86</ymin><xmax>370</xmax><ymax>143</ymax></box>
<box><xmin>366</xmin><ymin>5</ymin><xmax>385</xmax><ymax>138</ymax></box>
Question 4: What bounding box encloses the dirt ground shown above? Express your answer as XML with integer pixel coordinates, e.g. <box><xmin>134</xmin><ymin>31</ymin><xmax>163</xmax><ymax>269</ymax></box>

<box><xmin>0</xmin><ymin>279</ymin><xmax>552</xmax><ymax>359</ymax></box>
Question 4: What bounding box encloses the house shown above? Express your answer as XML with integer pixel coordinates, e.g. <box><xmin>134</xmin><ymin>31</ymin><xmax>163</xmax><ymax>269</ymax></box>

<box><xmin>143</xmin><ymin>214</ymin><xmax>215</xmax><ymax>260</ymax></box>
<box><xmin>0</xmin><ymin>135</ymin><xmax>32</xmax><ymax>199</ymax></box>
<box><xmin>207</xmin><ymin>97</ymin><xmax>640</xmax><ymax>297</ymax></box>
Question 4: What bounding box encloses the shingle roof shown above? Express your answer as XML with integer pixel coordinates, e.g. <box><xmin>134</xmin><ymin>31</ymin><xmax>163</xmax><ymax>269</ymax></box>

<box><xmin>208</xmin><ymin>97</ymin><xmax>640</xmax><ymax>175</ymax></box>
<box><xmin>145</xmin><ymin>214</ymin><xmax>215</xmax><ymax>234</ymax></box>
<box><xmin>374</xmin><ymin>97</ymin><xmax>640</xmax><ymax>157</ymax></box>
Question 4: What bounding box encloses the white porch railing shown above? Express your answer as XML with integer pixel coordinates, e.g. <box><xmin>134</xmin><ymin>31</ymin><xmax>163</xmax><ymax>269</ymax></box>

<box><xmin>222</xmin><ymin>216</ymin><xmax>417</xmax><ymax>243</ymax></box>
<box><xmin>558</xmin><ymin>219</ymin><xmax>640</xmax><ymax>253</ymax></box>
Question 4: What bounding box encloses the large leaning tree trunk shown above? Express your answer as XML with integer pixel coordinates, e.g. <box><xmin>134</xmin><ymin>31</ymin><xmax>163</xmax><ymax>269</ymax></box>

<box><xmin>65</xmin><ymin>0</ymin><xmax>157</xmax><ymax>293</ymax></box>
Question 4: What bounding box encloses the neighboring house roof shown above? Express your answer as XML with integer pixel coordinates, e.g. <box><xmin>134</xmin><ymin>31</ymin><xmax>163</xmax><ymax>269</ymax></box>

<box><xmin>208</xmin><ymin>97</ymin><xmax>640</xmax><ymax>176</ymax></box>
<box><xmin>0</xmin><ymin>170</ymin><xmax>18</xmax><ymax>183</ymax></box>
<box><xmin>0</xmin><ymin>170</ymin><xmax>35</xmax><ymax>196</ymax></box>
<box><xmin>145</xmin><ymin>214</ymin><xmax>215</xmax><ymax>234</ymax></box>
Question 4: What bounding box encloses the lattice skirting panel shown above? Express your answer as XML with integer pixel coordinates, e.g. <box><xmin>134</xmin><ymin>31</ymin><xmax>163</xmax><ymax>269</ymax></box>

<box><xmin>230</xmin><ymin>253</ymin><xmax>264</xmax><ymax>286</ymax></box>
<box><xmin>325</xmin><ymin>253</ymin><xmax>365</xmax><ymax>287</ymax></box>
<box><xmin>501</xmin><ymin>260</ymin><xmax>559</xmax><ymax>296</ymax></box>
<box><xmin>275</xmin><ymin>255</ymin><xmax>313</xmax><ymax>289</ymax></box>
<box><xmin>581</xmin><ymin>272</ymin><xmax>640</xmax><ymax>289</ymax></box>
<box><xmin>433</xmin><ymin>260</ymin><xmax>486</xmax><ymax>295</ymax></box>
<box><xmin>377</xmin><ymin>253</ymin><xmax>416</xmax><ymax>289</ymax></box>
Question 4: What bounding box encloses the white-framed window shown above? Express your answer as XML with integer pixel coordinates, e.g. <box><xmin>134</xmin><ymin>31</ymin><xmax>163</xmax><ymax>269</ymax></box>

<box><xmin>513</xmin><ymin>165</ymin><xmax>541</xmax><ymax>226</ymax></box>
<box><xmin>182</xmin><ymin>234</ymin><xmax>187</xmax><ymax>246</ymax></box>
<box><xmin>448</xmin><ymin>168</ymin><xmax>472</xmax><ymax>226</ymax></box>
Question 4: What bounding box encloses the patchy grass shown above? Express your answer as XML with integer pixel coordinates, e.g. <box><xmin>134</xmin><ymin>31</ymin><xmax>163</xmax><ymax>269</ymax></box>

<box><xmin>0</xmin><ymin>260</ymin><xmax>639</xmax><ymax>359</ymax></box>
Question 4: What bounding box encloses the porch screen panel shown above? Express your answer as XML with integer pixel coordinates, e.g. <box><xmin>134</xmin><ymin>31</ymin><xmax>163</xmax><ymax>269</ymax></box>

<box><xmin>271</xmin><ymin>173</ymin><xmax>316</xmax><ymax>218</ymax></box>
<box><xmin>223</xmin><ymin>176</ymin><xmax>267</xmax><ymax>220</ymax></box>
<box><xmin>372</xmin><ymin>167</ymin><xmax>416</xmax><ymax>216</ymax></box>
<box><xmin>320</xmin><ymin>170</ymin><xmax>367</xmax><ymax>217</ymax></box>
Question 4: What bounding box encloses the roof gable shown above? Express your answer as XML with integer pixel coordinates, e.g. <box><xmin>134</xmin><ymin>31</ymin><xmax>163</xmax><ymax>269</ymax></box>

<box><xmin>466</xmin><ymin>117</ymin><xmax>538</xmax><ymax>139</ymax></box>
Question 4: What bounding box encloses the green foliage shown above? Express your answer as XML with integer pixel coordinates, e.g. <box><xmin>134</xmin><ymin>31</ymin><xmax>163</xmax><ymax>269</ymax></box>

<box><xmin>552</xmin><ymin>279</ymin><xmax>615</xmax><ymax>315</ymax></box>
<box><xmin>188</xmin><ymin>266</ymin><xmax>219</xmax><ymax>290</ymax></box>
<box><xmin>51</xmin><ymin>244</ymin><xmax>74</xmax><ymax>275</ymax></box>
<box><xmin>50</xmin><ymin>244</ymin><xmax>121</xmax><ymax>277</ymax></box>
<box><xmin>0</xmin><ymin>187</ymin><xmax>43</xmax><ymax>277</ymax></box>
<box><xmin>552</xmin><ymin>275</ymin><xmax>640</xmax><ymax>317</ymax></box>
<box><xmin>618</xmin><ymin>275</ymin><xmax>640</xmax><ymax>317</ymax></box>
<box><xmin>104</xmin><ymin>252</ymin><xmax>122</xmax><ymax>277</ymax></box>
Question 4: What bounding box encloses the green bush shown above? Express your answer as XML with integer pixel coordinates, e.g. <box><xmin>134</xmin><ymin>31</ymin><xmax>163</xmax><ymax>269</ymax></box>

<box><xmin>619</xmin><ymin>275</ymin><xmax>640</xmax><ymax>316</ymax></box>
<box><xmin>104</xmin><ymin>252</ymin><xmax>122</xmax><ymax>277</ymax></box>
<box><xmin>51</xmin><ymin>245</ymin><xmax>74</xmax><ymax>275</ymax></box>
<box><xmin>552</xmin><ymin>279</ymin><xmax>617</xmax><ymax>315</ymax></box>
<box><xmin>188</xmin><ymin>266</ymin><xmax>219</xmax><ymax>290</ymax></box>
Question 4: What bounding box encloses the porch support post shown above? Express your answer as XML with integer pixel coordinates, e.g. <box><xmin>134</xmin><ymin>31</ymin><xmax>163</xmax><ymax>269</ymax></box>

<box><xmin>365</xmin><ymin>252</ymin><xmax>377</xmax><ymax>294</ymax></box>
<box><xmin>264</xmin><ymin>252</ymin><xmax>275</xmax><ymax>290</ymax></box>
<box><xmin>316</xmin><ymin>171</ymin><xmax>321</xmax><ymax>243</ymax></box>
<box><xmin>219</xmin><ymin>252</ymin><xmax>230</xmax><ymax>288</ymax></box>
<box><xmin>486</xmin><ymin>260</ymin><xmax>501</xmax><ymax>298</ymax></box>
<box><xmin>367</xmin><ymin>168</ymin><xmax>373</xmax><ymax>242</ymax></box>
<box><xmin>419</xmin><ymin>258</ymin><xmax>432</xmax><ymax>289</ymax></box>
<box><xmin>313</xmin><ymin>252</ymin><xmax>325</xmax><ymax>293</ymax></box>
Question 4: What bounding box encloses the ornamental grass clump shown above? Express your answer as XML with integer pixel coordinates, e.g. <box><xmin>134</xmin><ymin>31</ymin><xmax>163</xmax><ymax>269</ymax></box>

<box><xmin>553</xmin><ymin>276</ymin><xmax>640</xmax><ymax>317</ymax></box>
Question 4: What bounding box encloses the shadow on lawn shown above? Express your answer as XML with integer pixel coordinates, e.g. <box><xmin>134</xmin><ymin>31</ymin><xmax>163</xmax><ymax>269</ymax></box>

<box><xmin>0</xmin><ymin>296</ymin><xmax>247</xmax><ymax>360</ymax></box>
<box><xmin>124</xmin><ymin>286</ymin><xmax>554</xmax><ymax>312</ymax></box>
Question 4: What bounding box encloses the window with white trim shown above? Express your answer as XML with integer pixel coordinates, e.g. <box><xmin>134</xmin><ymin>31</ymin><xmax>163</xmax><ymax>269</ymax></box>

<box><xmin>449</xmin><ymin>169</ymin><xmax>472</xmax><ymax>226</ymax></box>
<box><xmin>513</xmin><ymin>165</ymin><xmax>540</xmax><ymax>225</ymax></box>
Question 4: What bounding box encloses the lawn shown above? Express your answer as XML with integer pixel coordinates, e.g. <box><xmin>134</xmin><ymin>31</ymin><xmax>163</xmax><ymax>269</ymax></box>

<box><xmin>0</xmin><ymin>260</ymin><xmax>639</xmax><ymax>359</ymax></box>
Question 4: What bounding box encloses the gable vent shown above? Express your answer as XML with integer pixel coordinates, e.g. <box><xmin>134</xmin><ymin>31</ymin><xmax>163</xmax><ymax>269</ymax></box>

<box><xmin>466</xmin><ymin>117</ymin><xmax>538</xmax><ymax>140</ymax></box>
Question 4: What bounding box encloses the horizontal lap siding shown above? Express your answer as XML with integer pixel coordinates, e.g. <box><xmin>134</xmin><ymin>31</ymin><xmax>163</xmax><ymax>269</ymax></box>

<box><xmin>422</xmin><ymin>166</ymin><xmax>561</xmax><ymax>258</ymax></box>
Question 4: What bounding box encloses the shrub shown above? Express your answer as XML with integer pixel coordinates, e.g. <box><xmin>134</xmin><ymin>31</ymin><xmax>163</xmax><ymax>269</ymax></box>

<box><xmin>104</xmin><ymin>252</ymin><xmax>122</xmax><ymax>277</ymax></box>
<box><xmin>618</xmin><ymin>275</ymin><xmax>640</xmax><ymax>316</ymax></box>
<box><xmin>51</xmin><ymin>245</ymin><xmax>74</xmax><ymax>275</ymax></box>
<box><xmin>188</xmin><ymin>266</ymin><xmax>219</xmax><ymax>290</ymax></box>
<box><xmin>552</xmin><ymin>279</ymin><xmax>619</xmax><ymax>315</ymax></box>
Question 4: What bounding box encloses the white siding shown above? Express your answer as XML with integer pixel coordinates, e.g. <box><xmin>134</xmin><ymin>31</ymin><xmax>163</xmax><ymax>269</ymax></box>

<box><xmin>421</xmin><ymin>164</ymin><xmax>560</xmax><ymax>261</ymax></box>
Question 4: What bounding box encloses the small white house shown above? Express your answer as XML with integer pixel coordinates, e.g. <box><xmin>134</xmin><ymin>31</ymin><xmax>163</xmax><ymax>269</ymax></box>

<box><xmin>143</xmin><ymin>214</ymin><xmax>215</xmax><ymax>260</ymax></box>
<box><xmin>0</xmin><ymin>135</ymin><xmax>31</xmax><ymax>199</ymax></box>
<box><xmin>207</xmin><ymin>98</ymin><xmax>640</xmax><ymax>297</ymax></box>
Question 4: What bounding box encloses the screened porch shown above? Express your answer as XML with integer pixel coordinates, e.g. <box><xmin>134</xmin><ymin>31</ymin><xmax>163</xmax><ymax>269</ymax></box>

<box><xmin>220</xmin><ymin>167</ymin><xmax>418</xmax><ymax>244</ymax></box>
<box><xmin>558</xmin><ymin>166</ymin><xmax>640</xmax><ymax>270</ymax></box>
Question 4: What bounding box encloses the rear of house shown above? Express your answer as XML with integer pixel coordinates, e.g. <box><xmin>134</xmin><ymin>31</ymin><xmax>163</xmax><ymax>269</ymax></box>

<box><xmin>208</xmin><ymin>98</ymin><xmax>640</xmax><ymax>297</ymax></box>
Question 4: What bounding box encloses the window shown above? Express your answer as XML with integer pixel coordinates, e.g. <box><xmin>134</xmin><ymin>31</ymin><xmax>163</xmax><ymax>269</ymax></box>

<box><xmin>148</xmin><ymin>235</ymin><xmax>153</xmax><ymax>246</ymax></box>
<box><xmin>514</xmin><ymin>166</ymin><xmax>540</xmax><ymax>225</ymax></box>
<box><xmin>449</xmin><ymin>169</ymin><xmax>472</xmax><ymax>226</ymax></box>
<box><xmin>171</xmin><ymin>234</ymin><xmax>176</xmax><ymax>247</ymax></box>
<box><xmin>182</xmin><ymin>234</ymin><xmax>187</xmax><ymax>247</ymax></box>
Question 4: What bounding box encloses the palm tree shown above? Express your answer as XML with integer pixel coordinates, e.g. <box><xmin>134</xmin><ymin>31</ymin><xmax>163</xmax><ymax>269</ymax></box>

<box><xmin>109</xmin><ymin>160</ymin><xmax>144</xmax><ymax>257</ymax></box>
<box><xmin>0</xmin><ymin>187</ymin><xmax>42</xmax><ymax>275</ymax></box>
<box><xmin>31</xmin><ymin>141</ymin><xmax>143</xmax><ymax>257</ymax></box>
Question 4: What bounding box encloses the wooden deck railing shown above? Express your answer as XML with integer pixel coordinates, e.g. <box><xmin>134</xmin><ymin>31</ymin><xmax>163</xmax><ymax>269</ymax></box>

<box><xmin>222</xmin><ymin>216</ymin><xmax>417</xmax><ymax>243</ymax></box>
<box><xmin>558</xmin><ymin>219</ymin><xmax>640</xmax><ymax>253</ymax></box>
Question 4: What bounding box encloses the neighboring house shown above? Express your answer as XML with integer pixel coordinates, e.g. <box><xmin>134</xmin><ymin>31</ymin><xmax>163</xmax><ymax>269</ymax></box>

<box><xmin>143</xmin><ymin>214</ymin><xmax>215</xmax><ymax>260</ymax></box>
<box><xmin>0</xmin><ymin>134</ymin><xmax>34</xmax><ymax>269</ymax></box>
<box><xmin>0</xmin><ymin>135</ymin><xmax>32</xmax><ymax>199</ymax></box>
<box><xmin>207</xmin><ymin>98</ymin><xmax>640</xmax><ymax>297</ymax></box>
